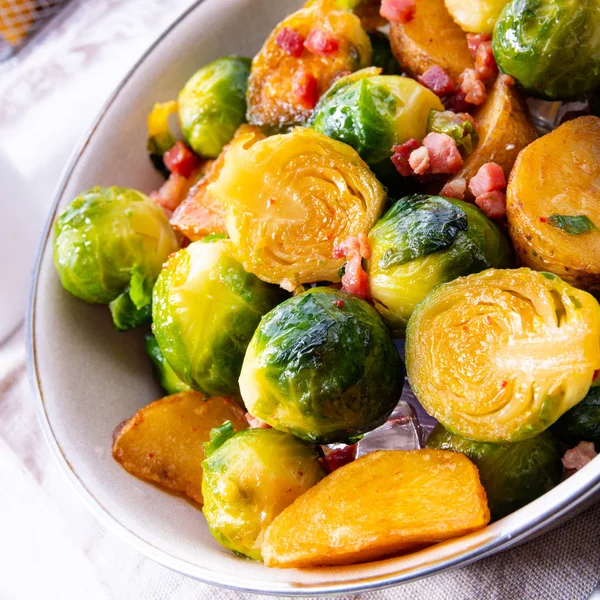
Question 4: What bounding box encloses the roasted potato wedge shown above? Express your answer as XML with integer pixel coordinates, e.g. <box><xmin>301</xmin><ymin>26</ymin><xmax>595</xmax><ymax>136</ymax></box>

<box><xmin>262</xmin><ymin>449</ymin><xmax>490</xmax><ymax>567</ymax></box>
<box><xmin>389</xmin><ymin>0</ymin><xmax>473</xmax><ymax>82</ymax></box>
<box><xmin>507</xmin><ymin>116</ymin><xmax>600</xmax><ymax>293</ymax></box>
<box><xmin>442</xmin><ymin>75</ymin><xmax>538</xmax><ymax>200</ymax></box>
<box><xmin>444</xmin><ymin>0</ymin><xmax>509</xmax><ymax>35</ymax></box>
<box><xmin>112</xmin><ymin>391</ymin><xmax>247</xmax><ymax>504</ymax></box>
<box><xmin>355</xmin><ymin>0</ymin><xmax>386</xmax><ymax>31</ymax></box>
<box><xmin>170</xmin><ymin>124</ymin><xmax>265</xmax><ymax>241</ymax></box>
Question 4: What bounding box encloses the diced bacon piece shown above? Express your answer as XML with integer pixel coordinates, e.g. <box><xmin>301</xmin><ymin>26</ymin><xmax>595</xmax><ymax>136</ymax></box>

<box><xmin>418</xmin><ymin>65</ymin><xmax>455</xmax><ymax>96</ymax></box>
<box><xmin>562</xmin><ymin>441</ymin><xmax>597</xmax><ymax>472</ymax></box>
<box><xmin>151</xmin><ymin>169</ymin><xmax>202</xmax><ymax>214</ymax></box>
<box><xmin>305</xmin><ymin>29</ymin><xmax>339</xmax><ymax>57</ymax></box>
<box><xmin>333</xmin><ymin>234</ymin><xmax>370</xmax><ymax>261</ymax></box>
<box><xmin>475</xmin><ymin>41</ymin><xmax>498</xmax><ymax>82</ymax></box>
<box><xmin>380</xmin><ymin>0</ymin><xmax>416</xmax><ymax>23</ymax></box>
<box><xmin>458</xmin><ymin>68</ymin><xmax>487</xmax><ymax>106</ymax></box>
<box><xmin>440</xmin><ymin>177</ymin><xmax>467</xmax><ymax>199</ymax></box>
<box><xmin>246</xmin><ymin>413</ymin><xmax>272</xmax><ymax>429</ymax></box>
<box><xmin>466</xmin><ymin>33</ymin><xmax>491</xmax><ymax>58</ymax></box>
<box><xmin>334</xmin><ymin>235</ymin><xmax>370</xmax><ymax>299</ymax></box>
<box><xmin>391</xmin><ymin>138</ymin><xmax>420</xmax><ymax>176</ymax></box>
<box><xmin>170</xmin><ymin>189</ymin><xmax>226</xmax><ymax>240</ymax></box>
<box><xmin>469</xmin><ymin>162</ymin><xmax>506</xmax><ymax>197</ymax></box>
<box><xmin>324</xmin><ymin>445</ymin><xmax>357</xmax><ymax>472</ymax></box>
<box><xmin>280</xmin><ymin>277</ymin><xmax>298</xmax><ymax>292</ymax></box>
<box><xmin>409</xmin><ymin>146</ymin><xmax>431</xmax><ymax>175</ymax></box>
<box><xmin>163</xmin><ymin>141</ymin><xmax>202</xmax><ymax>179</ymax></box>
<box><xmin>275</xmin><ymin>27</ymin><xmax>305</xmax><ymax>57</ymax></box>
<box><xmin>358</xmin><ymin>232</ymin><xmax>371</xmax><ymax>260</ymax></box>
<box><xmin>293</xmin><ymin>70</ymin><xmax>319</xmax><ymax>109</ymax></box>
<box><xmin>444</xmin><ymin>90</ymin><xmax>473</xmax><ymax>114</ymax></box>
<box><xmin>422</xmin><ymin>132</ymin><xmax>464</xmax><ymax>174</ymax></box>
<box><xmin>475</xmin><ymin>190</ymin><xmax>507</xmax><ymax>219</ymax></box>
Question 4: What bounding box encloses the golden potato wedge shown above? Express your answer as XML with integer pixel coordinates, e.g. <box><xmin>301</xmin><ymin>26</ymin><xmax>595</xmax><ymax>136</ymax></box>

<box><xmin>443</xmin><ymin>75</ymin><xmax>538</xmax><ymax>200</ymax></box>
<box><xmin>389</xmin><ymin>0</ymin><xmax>473</xmax><ymax>82</ymax></box>
<box><xmin>262</xmin><ymin>449</ymin><xmax>490</xmax><ymax>567</ymax></box>
<box><xmin>112</xmin><ymin>391</ymin><xmax>247</xmax><ymax>505</ymax></box>
<box><xmin>444</xmin><ymin>0</ymin><xmax>510</xmax><ymax>35</ymax></box>
<box><xmin>507</xmin><ymin>116</ymin><xmax>600</xmax><ymax>293</ymax></box>
<box><xmin>170</xmin><ymin>125</ymin><xmax>265</xmax><ymax>241</ymax></box>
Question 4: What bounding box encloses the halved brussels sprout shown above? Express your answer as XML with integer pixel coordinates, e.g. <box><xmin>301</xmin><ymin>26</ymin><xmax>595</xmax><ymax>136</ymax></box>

<box><xmin>406</xmin><ymin>268</ymin><xmax>600</xmax><ymax>442</ymax></box>
<box><xmin>239</xmin><ymin>287</ymin><xmax>404</xmax><ymax>443</ymax></box>
<box><xmin>493</xmin><ymin>0</ymin><xmax>600</xmax><ymax>100</ymax></box>
<box><xmin>178</xmin><ymin>56</ymin><xmax>251</xmax><ymax>158</ymax></box>
<box><xmin>152</xmin><ymin>239</ymin><xmax>283</xmax><ymax>397</ymax></box>
<box><xmin>209</xmin><ymin>127</ymin><xmax>386</xmax><ymax>285</ymax></box>
<box><xmin>202</xmin><ymin>423</ymin><xmax>326</xmax><ymax>560</ymax></box>
<box><xmin>552</xmin><ymin>387</ymin><xmax>600</xmax><ymax>445</ymax></box>
<box><xmin>53</xmin><ymin>187</ymin><xmax>179</xmax><ymax>315</ymax></box>
<box><xmin>367</xmin><ymin>195</ymin><xmax>512</xmax><ymax>335</ymax></box>
<box><xmin>369</xmin><ymin>31</ymin><xmax>402</xmax><ymax>75</ymax></box>
<box><xmin>427</xmin><ymin>424</ymin><xmax>562</xmax><ymax>520</ymax></box>
<box><xmin>445</xmin><ymin>0</ymin><xmax>509</xmax><ymax>34</ymax></box>
<box><xmin>145</xmin><ymin>333</ymin><xmax>190</xmax><ymax>395</ymax></box>
<box><xmin>246</xmin><ymin>0</ymin><xmax>372</xmax><ymax>129</ymax></box>
<box><xmin>427</xmin><ymin>110</ymin><xmax>478</xmax><ymax>154</ymax></box>
<box><xmin>309</xmin><ymin>69</ymin><xmax>443</xmax><ymax>176</ymax></box>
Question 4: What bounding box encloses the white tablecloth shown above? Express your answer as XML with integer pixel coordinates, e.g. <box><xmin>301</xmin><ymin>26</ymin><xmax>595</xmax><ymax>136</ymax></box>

<box><xmin>1</xmin><ymin>1</ymin><xmax>599</xmax><ymax>598</ymax></box>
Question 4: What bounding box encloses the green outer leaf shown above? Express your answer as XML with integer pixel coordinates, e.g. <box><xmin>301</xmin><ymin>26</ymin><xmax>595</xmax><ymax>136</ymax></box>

<box><xmin>547</xmin><ymin>214</ymin><xmax>597</xmax><ymax>235</ymax></box>
<box><xmin>427</xmin><ymin>109</ymin><xmax>478</xmax><ymax>154</ymax></box>
<box><xmin>178</xmin><ymin>56</ymin><xmax>251</xmax><ymax>158</ymax></box>
<box><xmin>427</xmin><ymin>424</ymin><xmax>562</xmax><ymax>520</ymax></box>
<box><xmin>552</xmin><ymin>386</ymin><xmax>600</xmax><ymax>444</ymax></box>
<box><xmin>144</xmin><ymin>333</ymin><xmax>191</xmax><ymax>395</ymax></box>
<box><xmin>108</xmin><ymin>291</ymin><xmax>152</xmax><ymax>332</ymax></box>
<box><xmin>203</xmin><ymin>421</ymin><xmax>236</xmax><ymax>457</ymax></box>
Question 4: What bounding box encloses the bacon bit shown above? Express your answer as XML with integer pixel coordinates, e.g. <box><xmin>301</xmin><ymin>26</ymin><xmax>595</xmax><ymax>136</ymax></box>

<box><xmin>151</xmin><ymin>173</ymin><xmax>193</xmax><ymax>214</ymax></box>
<box><xmin>422</xmin><ymin>132</ymin><xmax>464</xmax><ymax>174</ymax></box>
<box><xmin>391</xmin><ymin>139</ymin><xmax>420</xmax><ymax>176</ymax></box>
<box><xmin>293</xmin><ymin>70</ymin><xmax>319</xmax><ymax>109</ymax></box>
<box><xmin>458</xmin><ymin>68</ymin><xmax>487</xmax><ymax>106</ymax></box>
<box><xmin>334</xmin><ymin>235</ymin><xmax>371</xmax><ymax>299</ymax></box>
<box><xmin>418</xmin><ymin>65</ymin><xmax>455</xmax><ymax>96</ymax></box>
<box><xmin>469</xmin><ymin>162</ymin><xmax>506</xmax><ymax>197</ymax></box>
<box><xmin>324</xmin><ymin>445</ymin><xmax>357</xmax><ymax>472</ymax></box>
<box><xmin>164</xmin><ymin>141</ymin><xmax>202</xmax><ymax>179</ymax></box>
<box><xmin>475</xmin><ymin>190</ymin><xmax>507</xmax><ymax>219</ymax></box>
<box><xmin>440</xmin><ymin>177</ymin><xmax>467</xmax><ymax>199</ymax></box>
<box><xmin>562</xmin><ymin>441</ymin><xmax>597</xmax><ymax>472</ymax></box>
<box><xmin>380</xmin><ymin>0</ymin><xmax>416</xmax><ymax>24</ymax></box>
<box><xmin>475</xmin><ymin>41</ymin><xmax>498</xmax><ymax>81</ymax></box>
<box><xmin>275</xmin><ymin>27</ymin><xmax>305</xmax><ymax>57</ymax></box>
<box><xmin>304</xmin><ymin>29</ymin><xmax>339</xmax><ymax>57</ymax></box>
<box><xmin>245</xmin><ymin>413</ymin><xmax>272</xmax><ymax>429</ymax></box>
<box><xmin>358</xmin><ymin>232</ymin><xmax>371</xmax><ymax>260</ymax></box>
<box><xmin>501</xmin><ymin>381</ymin><xmax>507</xmax><ymax>388</ymax></box>
<box><xmin>280</xmin><ymin>277</ymin><xmax>298</xmax><ymax>292</ymax></box>
<box><xmin>444</xmin><ymin>89</ymin><xmax>474</xmax><ymax>114</ymax></box>
<box><xmin>334</xmin><ymin>299</ymin><xmax>345</xmax><ymax>308</ymax></box>
<box><xmin>540</xmin><ymin>216</ymin><xmax>548</xmax><ymax>223</ymax></box>
<box><xmin>594</xmin><ymin>370</ymin><xmax>599</xmax><ymax>382</ymax></box>
<box><xmin>409</xmin><ymin>146</ymin><xmax>431</xmax><ymax>175</ymax></box>
<box><xmin>466</xmin><ymin>33</ymin><xmax>491</xmax><ymax>58</ymax></box>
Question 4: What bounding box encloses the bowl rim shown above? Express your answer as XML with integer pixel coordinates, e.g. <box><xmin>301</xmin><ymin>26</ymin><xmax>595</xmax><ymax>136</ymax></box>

<box><xmin>26</xmin><ymin>0</ymin><xmax>600</xmax><ymax>595</ymax></box>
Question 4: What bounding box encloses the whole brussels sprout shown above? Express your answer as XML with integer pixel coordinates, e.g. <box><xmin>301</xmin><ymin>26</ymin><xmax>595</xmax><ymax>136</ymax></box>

<box><xmin>152</xmin><ymin>239</ymin><xmax>283</xmax><ymax>397</ymax></box>
<box><xmin>493</xmin><ymin>0</ymin><xmax>600</xmax><ymax>100</ymax></box>
<box><xmin>53</xmin><ymin>186</ymin><xmax>179</xmax><ymax>316</ymax></box>
<box><xmin>178</xmin><ymin>56</ymin><xmax>251</xmax><ymax>158</ymax></box>
<box><xmin>367</xmin><ymin>195</ymin><xmax>512</xmax><ymax>335</ymax></box>
<box><xmin>427</xmin><ymin>424</ymin><xmax>562</xmax><ymax>520</ymax></box>
<box><xmin>145</xmin><ymin>333</ymin><xmax>190</xmax><ymax>395</ymax></box>
<box><xmin>369</xmin><ymin>31</ymin><xmax>402</xmax><ymax>75</ymax></box>
<box><xmin>239</xmin><ymin>287</ymin><xmax>404</xmax><ymax>444</ymax></box>
<box><xmin>309</xmin><ymin>68</ymin><xmax>443</xmax><ymax>177</ymax></box>
<box><xmin>202</xmin><ymin>422</ymin><xmax>326</xmax><ymax>560</ymax></box>
<box><xmin>552</xmin><ymin>386</ymin><xmax>600</xmax><ymax>445</ymax></box>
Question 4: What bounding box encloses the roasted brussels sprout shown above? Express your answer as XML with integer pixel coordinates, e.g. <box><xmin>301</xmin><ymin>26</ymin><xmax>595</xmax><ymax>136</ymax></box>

<box><xmin>145</xmin><ymin>333</ymin><xmax>190</xmax><ymax>395</ymax></box>
<box><xmin>178</xmin><ymin>56</ymin><xmax>251</xmax><ymax>158</ymax></box>
<box><xmin>202</xmin><ymin>423</ymin><xmax>326</xmax><ymax>560</ymax></box>
<box><xmin>152</xmin><ymin>239</ymin><xmax>283</xmax><ymax>397</ymax></box>
<box><xmin>309</xmin><ymin>69</ymin><xmax>443</xmax><ymax>176</ymax></box>
<box><xmin>553</xmin><ymin>387</ymin><xmax>600</xmax><ymax>445</ymax></box>
<box><xmin>445</xmin><ymin>0</ymin><xmax>509</xmax><ymax>34</ymax></box>
<box><xmin>53</xmin><ymin>187</ymin><xmax>179</xmax><ymax>314</ymax></box>
<box><xmin>367</xmin><ymin>195</ymin><xmax>512</xmax><ymax>335</ymax></box>
<box><xmin>369</xmin><ymin>31</ymin><xmax>402</xmax><ymax>75</ymax></box>
<box><xmin>493</xmin><ymin>0</ymin><xmax>600</xmax><ymax>100</ymax></box>
<box><xmin>209</xmin><ymin>127</ymin><xmax>386</xmax><ymax>285</ymax></box>
<box><xmin>406</xmin><ymin>268</ymin><xmax>600</xmax><ymax>442</ymax></box>
<box><xmin>427</xmin><ymin>424</ymin><xmax>562</xmax><ymax>520</ymax></box>
<box><xmin>239</xmin><ymin>287</ymin><xmax>404</xmax><ymax>443</ymax></box>
<box><xmin>246</xmin><ymin>0</ymin><xmax>372</xmax><ymax>129</ymax></box>
<box><xmin>507</xmin><ymin>117</ymin><xmax>600</xmax><ymax>294</ymax></box>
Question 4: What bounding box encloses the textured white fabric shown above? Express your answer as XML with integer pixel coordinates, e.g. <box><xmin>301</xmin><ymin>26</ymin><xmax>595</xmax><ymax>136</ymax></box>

<box><xmin>0</xmin><ymin>1</ymin><xmax>599</xmax><ymax>598</ymax></box>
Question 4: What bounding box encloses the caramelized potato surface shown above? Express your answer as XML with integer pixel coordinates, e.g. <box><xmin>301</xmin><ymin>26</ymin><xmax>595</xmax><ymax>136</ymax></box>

<box><xmin>262</xmin><ymin>449</ymin><xmax>490</xmax><ymax>567</ymax></box>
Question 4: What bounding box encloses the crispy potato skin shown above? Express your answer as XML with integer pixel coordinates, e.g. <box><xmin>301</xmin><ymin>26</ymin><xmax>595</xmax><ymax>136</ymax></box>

<box><xmin>443</xmin><ymin>76</ymin><xmax>538</xmax><ymax>200</ymax></box>
<box><xmin>262</xmin><ymin>449</ymin><xmax>490</xmax><ymax>568</ymax></box>
<box><xmin>170</xmin><ymin>125</ymin><xmax>265</xmax><ymax>241</ymax></box>
<box><xmin>507</xmin><ymin>116</ymin><xmax>600</xmax><ymax>293</ymax></box>
<box><xmin>112</xmin><ymin>391</ymin><xmax>247</xmax><ymax>505</ymax></box>
<box><xmin>389</xmin><ymin>0</ymin><xmax>473</xmax><ymax>82</ymax></box>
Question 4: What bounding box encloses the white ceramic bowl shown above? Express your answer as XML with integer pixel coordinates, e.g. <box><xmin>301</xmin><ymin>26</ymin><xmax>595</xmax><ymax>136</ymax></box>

<box><xmin>28</xmin><ymin>0</ymin><xmax>600</xmax><ymax>595</ymax></box>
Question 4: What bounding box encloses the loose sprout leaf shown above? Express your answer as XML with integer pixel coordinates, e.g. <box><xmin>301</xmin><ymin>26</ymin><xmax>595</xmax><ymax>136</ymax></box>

<box><xmin>427</xmin><ymin>109</ymin><xmax>478</xmax><ymax>154</ymax></box>
<box><xmin>203</xmin><ymin>421</ymin><xmax>236</xmax><ymax>457</ymax></box>
<box><xmin>202</xmin><ymin>233</ymin><xmax>228</xmax><ymax>243</ymax></box>
<box><xmin>377</xmin><ymin>195</ymin><xmax>469</xmax><ymax>269</ymax></box>
<box><xmin>129</xmin><ymin>264</ymin><xmax>153</xmax><ymax>310</ymax></box>
<box><xmin>547</xmin><ymin>214</ymin><xmax>597</xmax><ymax>235</ymax></box>
<box><xmin>109</xmin><ymin>290</ymin><xmax>152</xmax><ymax>332</ymax></box>
<box><xmin>144</xmin><ymin>333</ymin><xmax>191</xmax><ymax>395</ymax></box>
